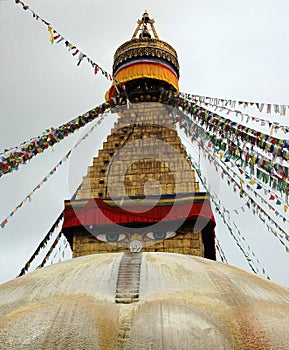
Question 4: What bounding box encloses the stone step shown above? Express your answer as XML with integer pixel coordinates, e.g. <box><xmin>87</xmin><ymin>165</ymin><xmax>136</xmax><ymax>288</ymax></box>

<box><xmin>115</xmin><ymin>298</ymin><xmax>139</xmax><ymax>304</ymax></box>
<box><xmin>117</xmin><ymin>289</ymin><xmax>139</xmax><ymax>294</ymax></box>
<box><xmin>115</xmin><ymin>293</ymin><xmax>139</xmax><ymax>299</ymax></box>
<box><xmin>117</xmin><ymin>274</ymin><xmax>140</xmax><ymax>279</ymax></box>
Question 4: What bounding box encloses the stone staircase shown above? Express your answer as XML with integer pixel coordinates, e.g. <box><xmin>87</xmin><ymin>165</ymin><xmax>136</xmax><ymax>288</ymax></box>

<box><xmin>115</xmin><ymin>252</ymin><xmax>142</xmax><ymax>304</ymax></box>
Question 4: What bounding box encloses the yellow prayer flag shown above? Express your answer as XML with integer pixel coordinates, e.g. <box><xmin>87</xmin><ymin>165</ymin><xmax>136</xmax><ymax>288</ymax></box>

<box><xmin>284</xmin><ymin>205</ymin><xmax>288</xmax><ymax>213</ymax></box>
<box><xmin>48</xmin><ymin>26</ymin><xmax>54</xmax><ymax>44</ymax></box>
<box><xmin>270</xmin><ymin>126</ymin><xmax>274</xmax><ymax>136</ymax></box>
<box><xmin>249</xmin><ymin>179</ymin><xmax>256</xmax><ymax>185</ymax></box>
<box><xmin>250</xmin><ymin>156</ymin><xmax>256</xmax><ymax>166</ymax></box>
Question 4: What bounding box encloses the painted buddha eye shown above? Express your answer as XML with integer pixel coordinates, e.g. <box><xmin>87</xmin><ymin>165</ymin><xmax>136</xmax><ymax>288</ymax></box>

<box><xmin>96</xmin><ymin>233</ymin><xmax>126</xmax><ymax>242</ymax></box>
<box><xmin>146</xmin><ymin>231</ymin><xmax>176</xmax><ymax>241</ymax></box>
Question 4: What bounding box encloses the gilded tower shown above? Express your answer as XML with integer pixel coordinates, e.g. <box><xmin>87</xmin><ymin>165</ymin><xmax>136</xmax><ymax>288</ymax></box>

<box><xmin>62</xmin><ymin>12</ymin><xmax>216</xmax><ymax>259</ymax></box>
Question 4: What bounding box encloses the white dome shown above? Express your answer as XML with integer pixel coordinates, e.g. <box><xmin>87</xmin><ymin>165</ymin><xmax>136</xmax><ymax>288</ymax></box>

<box><xmin>0</xmin><ymin>252</ymin><xmax>289</xmax><ymax>349</ymax></box>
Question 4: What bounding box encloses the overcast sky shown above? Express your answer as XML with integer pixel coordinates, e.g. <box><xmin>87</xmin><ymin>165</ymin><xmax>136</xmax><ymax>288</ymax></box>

<box><xmin>0</xmin><ymin>0</ymin><xmax>289</xmax><ymax>287</ymax></box>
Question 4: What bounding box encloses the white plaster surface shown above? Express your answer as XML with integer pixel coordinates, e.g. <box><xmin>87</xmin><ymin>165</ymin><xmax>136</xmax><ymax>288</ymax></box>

<box><xmin>0</xmin><ymin>252</ymin><xmax>289</xmax><ymax>349</ymax></box>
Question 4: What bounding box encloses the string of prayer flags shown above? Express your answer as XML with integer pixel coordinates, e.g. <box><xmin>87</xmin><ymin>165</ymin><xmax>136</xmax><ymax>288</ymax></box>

<box><xmin>161</xmin><ymin>91</ymin><xmax>289</xmax><ymax>163</ymax></box>
<box><xmin>194</xmin><ymin>169</ymin><xmax>259</xmax><ymax>273</ymax></box>
<box><xmin>216</xmin><ymin>239</ymin><xmax>228</xmax><ymax>264</ymax></box>
<box><xmin>198</xmin><ymin>105</ymin><xmax>288</xmax><ymax>163</ymax></box>
<box><xmin>177</xmin><ymin>99</ymin><xmax>289</xmax><ymax>259</ymax></box>
<box><xmin>18</xmin><ymin>213</ymin><xmax>64</xmax><ymax>277</ymax></box>
<box><xmin>0</xmin><ymin>115</ymin><xmax>106</xmax><ymax>230</ymax></box>
<box><xmin>0</xmin><ymin>96</ymin><xmax>126</xmax><ymax>178</ymax></box>
<box><xmin>179</xmin><ymin>93</ymin><xmax>289</xmax><ymax>136</ymax></box>
<box><xmin>161</xmin><ymin>92</ymin><xmax>289</xmax><ymax>196</ymax></box>
<box><xmin>37</xmin><ymin>232</ymin><xmax>63</xmax><ymax>268</ymax></box>
<box><xmin>183</xmin><ymin>92</ymin><xmax>289</xmax><ymax>117</ymax></box>
<box><xmin>189</xmin><ymin>156</ymin><xmax>270</xmax><ymax>279</ymax></box>
<box><xmin>14</xmin><ymin>0</ymin><xmax>114</xmax><ymax>81</ymax></box>
<box><xmin>209</xmin><ymin>143</ymin><xmax>289</xmax><ymax>247</ymax></box>
<box><xmin>177</xmin><ymin>110</ymin><xmax>289</xmax><ymax>251</ymax></box>
<box><xmin>183</xmin><ymin>114</ymin><xmax>289</xmax><ymax>260</ymax></box>
<box><xmin>199</xmin><ymin>145</ymin><xmax>288</xmax><ymax>261</ymax></box>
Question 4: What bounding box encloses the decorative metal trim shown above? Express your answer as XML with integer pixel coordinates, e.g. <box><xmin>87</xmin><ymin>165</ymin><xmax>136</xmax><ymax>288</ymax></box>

<box><xmin>113</xmin><ymin>39</ymin><xmax>179</xmax><ymax>75</ymax></box>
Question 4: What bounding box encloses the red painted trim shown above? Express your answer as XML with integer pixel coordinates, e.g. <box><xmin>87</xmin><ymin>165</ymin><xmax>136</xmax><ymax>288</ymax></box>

<box><xmin>62</xmin><ymin>198</ymin><xmax>215</xmax><ymax>229</ymax></box>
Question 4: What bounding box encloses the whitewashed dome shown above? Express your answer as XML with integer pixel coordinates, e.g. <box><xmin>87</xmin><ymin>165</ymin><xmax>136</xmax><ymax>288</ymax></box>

<box><xmin>0</xmin><ymin>252</ymin><xmax>289</xmax><ymax>349</ymax></box>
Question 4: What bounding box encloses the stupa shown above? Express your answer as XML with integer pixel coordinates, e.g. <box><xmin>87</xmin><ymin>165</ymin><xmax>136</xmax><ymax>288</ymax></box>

<box><xmin>61</xmin><ymin>11</ymin><xmax>216</xmax><ymax>260</ymax></box>
<box><xmin>0</xmin><ymin>12</ymin><xmax>289</xmax><ymax>350</ymax></box>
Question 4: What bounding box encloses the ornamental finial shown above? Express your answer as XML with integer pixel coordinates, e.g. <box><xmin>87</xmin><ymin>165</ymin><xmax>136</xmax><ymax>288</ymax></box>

<box><xmin>131</xmin><ymin>11</ymin><xmax>159</xmax><ymax>40</ymax></box>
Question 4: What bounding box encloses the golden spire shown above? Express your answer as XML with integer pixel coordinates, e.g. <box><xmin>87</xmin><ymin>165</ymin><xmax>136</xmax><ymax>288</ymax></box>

<box><xmin>131</xmin><ymin>11</ymin><xmax>159</xmax><ymax>40</ymax></box>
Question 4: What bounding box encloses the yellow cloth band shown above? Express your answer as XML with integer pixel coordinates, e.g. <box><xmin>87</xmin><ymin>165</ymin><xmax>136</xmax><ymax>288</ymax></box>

<box><xmin>106</xmin><ymin>62</ymin><xmax>179</xmax><ymax>100</ymax></box>
<box><xmin>115</xmin><ymin>63</ymin><xmax>179</xmax><ymax>90</ymax></box>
